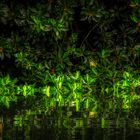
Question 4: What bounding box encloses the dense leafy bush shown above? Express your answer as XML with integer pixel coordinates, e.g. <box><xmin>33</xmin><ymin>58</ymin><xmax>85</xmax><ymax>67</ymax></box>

<box><xmin>0</xmin><ymin>0</ymin><xmax>140</xmax><ymax>117</ymax></box>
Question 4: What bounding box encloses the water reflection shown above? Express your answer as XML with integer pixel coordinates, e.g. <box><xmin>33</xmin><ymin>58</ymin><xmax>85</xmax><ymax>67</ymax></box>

<box><xmin>2</xmin><ymin>114</ymin><xmax>140</xmax><ymax>140</ymax></box>
<box><xmin>3</xmin><ymin>126</ymin><xmax>140</xmax><ymax>140</ymax></box>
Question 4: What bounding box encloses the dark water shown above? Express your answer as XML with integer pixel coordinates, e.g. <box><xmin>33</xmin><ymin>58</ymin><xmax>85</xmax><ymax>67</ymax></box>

<box><xmin>4</xmin><ymin>127</ymin><xmax>140</xmax><ymax>140</ymax></box>
<box><xmin>1</xmin><ymin>114</ymin><xmax>140</xmax><ymax>140</ymax></box>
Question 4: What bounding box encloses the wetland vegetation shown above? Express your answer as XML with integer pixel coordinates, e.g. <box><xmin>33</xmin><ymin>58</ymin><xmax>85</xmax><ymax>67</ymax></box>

<box><xmin>0</xmin><ymin>0</ymin><xmax>140</xmax><ymax>139</ymax></box>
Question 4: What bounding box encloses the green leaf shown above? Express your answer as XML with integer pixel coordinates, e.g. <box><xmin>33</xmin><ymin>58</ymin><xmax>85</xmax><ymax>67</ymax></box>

<box><xmin>23</xmin><ymin>85</ymin><xmax>27</xmax><ymax>97</ymax></box>
<box><xmin>76</xmin><ymin>99</ymin><xmax>80</xmax><ymax>111</ymax></box>
<box><xmin>123</xmin><ymin>71</ymin><xmax>130</xmax><ymax>79</ymax></box>
<box><xmin>130</xmin><ymin>15</ymin><xmax>138</xmax><ymax>23</ymax></box>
